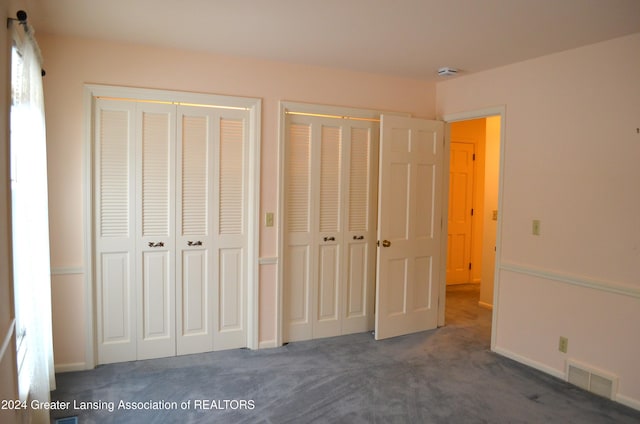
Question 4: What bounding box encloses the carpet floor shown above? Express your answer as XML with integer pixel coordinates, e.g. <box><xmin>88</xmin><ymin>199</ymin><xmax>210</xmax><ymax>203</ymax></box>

<box><xmin>50</xmin><ymin>284</ymin><xmax>640</xmax><ymax>423</ymax></box>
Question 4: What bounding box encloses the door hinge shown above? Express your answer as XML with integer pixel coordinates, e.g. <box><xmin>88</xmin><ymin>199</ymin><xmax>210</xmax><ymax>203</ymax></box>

<box><xmin>468</xmin><ymin>262</ymin><xmax>472</xmax><ymax>270</ymax></box>
<box><xmin>473</xmin><ymin>153</ymin><xmax>476</xmax><ymax>160</ymax></box>
<box><xmin>471</xmin><ymin>208</ymin><xmax>474</xmax><ymax>216</ymax></box>
<box><xmin>376</xmin><ymin>240</ymin><xmax>380</xmax><ymax>247</ymax></box>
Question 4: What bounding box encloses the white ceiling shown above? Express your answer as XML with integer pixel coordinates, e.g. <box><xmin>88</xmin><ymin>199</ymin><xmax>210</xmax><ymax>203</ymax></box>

<box><xmin>15</xmin><ymin>0</ymin><xmax>640</xmax><ymax>81</ymax></box>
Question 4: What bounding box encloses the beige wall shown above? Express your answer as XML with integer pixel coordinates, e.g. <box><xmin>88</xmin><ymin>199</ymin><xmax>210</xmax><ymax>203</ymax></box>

<box><xmin>0</xmin><ymin>5</ymin><xmax>20</xmax><ymax>423</ymax></box>
<box><xmin>437</xmin><ymin>33</ymin><xmax>640</xmax><ymax>407</ymax></box>
<box><xmin>38</xmin><ymin>33</ymin><xmax>436</xmax><ymax>366</ymax></box>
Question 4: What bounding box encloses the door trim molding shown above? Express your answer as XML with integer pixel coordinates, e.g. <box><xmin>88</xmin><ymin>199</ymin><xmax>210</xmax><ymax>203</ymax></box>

<box><xmin>441</xmin><ymin>105</ymin><xmax>506</xmax><ymax>353</ymax></box>
<box><xmin>83</xmin><ymin>84</ymin><xmax>261</xmax><ymax>367</ymax></box>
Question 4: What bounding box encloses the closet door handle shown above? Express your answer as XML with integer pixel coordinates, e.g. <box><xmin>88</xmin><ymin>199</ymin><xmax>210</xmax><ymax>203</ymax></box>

<box><xmin>187</xmin><ymin>241</ymin><xmax>203</xmax><ymax>247</ymax></box>
<box><xmin>323</xmin><ymin>236</ymin><xmax>335</xmax><ymax>242</ymax></box>
<box><xmin>148</xmin><ymin>242</ymin><xmax>165</xmax><ymax>248</ymax></box>
<box><xmin>353</xmin><ymin>235</ymin><xmax>364</xmax><ymax>240</ymax></box>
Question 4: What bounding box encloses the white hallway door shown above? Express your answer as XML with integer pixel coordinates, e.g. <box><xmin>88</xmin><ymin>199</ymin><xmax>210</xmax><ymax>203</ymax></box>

<box><xmin>446</xmin><ymin>142</ymin><xmax>474</xmax><ymax>285</ymax></box>
<box><xmin>375</xmin><ymin>115</ymin><xmax>445</xmax><ymax>340</ymax></box>
<box><xmin>95</xmin><ymin>98</ymin><xmax>250</xmax><ymax>364</ymax></box>
<box><xmin>283</xmin><ymin>113</ymin><xmax>379</xmax><ymax>342</ymax></box>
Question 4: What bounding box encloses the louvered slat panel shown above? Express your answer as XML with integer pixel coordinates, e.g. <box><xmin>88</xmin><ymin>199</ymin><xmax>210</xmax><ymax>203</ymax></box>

<box><xmin>142</xmin><ymin>112</ymin><xmax>170</xmax><ymax>236</ymax></box>
<box><xmin>100</xmin><ymin>109</ymin><xmax>130</xmax><ymax>237</ymax></box>
<box><xmin>219</xmin><ymin>119</ymin><xmax>244</xmax><ymax>235</ymax></box>
<box><xmin>319</xmin><ymin>126</ymin><xmax>341</xmax><ymax>232</ymax></box>
<box><xmin>182</xmin><ymin>115</ymin><xmax>208</xmax><ymax>236</ymax></box>
<box><xmin>287</xmin><ymin>124</ymin><xmax>311</xmax><ymax>233</ymax></box>
<box><xmin>349</xmin><ymin>128</ymin><xmax>371</xmax><ymax>232</ymax></box>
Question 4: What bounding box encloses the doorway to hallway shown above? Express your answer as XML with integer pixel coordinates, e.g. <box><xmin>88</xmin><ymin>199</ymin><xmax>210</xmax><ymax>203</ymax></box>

<box><xmin>445</xmin><ymin>116</ymin><xmax>501</xmax><ymax>327</ymax></box>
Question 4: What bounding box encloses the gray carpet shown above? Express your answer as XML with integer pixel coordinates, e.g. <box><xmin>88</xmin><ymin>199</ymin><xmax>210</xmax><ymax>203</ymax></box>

<box><xmin>50</xmin><ymin>284</ymin><xmax>640</xmax><ymax>423</ymax></box>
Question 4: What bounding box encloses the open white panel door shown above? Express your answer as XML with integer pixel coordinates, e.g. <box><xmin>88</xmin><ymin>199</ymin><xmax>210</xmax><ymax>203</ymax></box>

<box><xmin>375</xmin><ymin>115</ymin><xmax>444</xmax><ymax>340</ymax></box>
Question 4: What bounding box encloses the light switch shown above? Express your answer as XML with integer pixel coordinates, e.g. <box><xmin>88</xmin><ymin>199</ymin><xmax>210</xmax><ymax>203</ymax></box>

<box><xmin>265</xmin><ymin>212</ymin><xmax>274</xmax><ymax>227</ymax></box>
<box><xmin>532</xmin><ymin>219</ymin><xmax>541</xmax><ymax>236</ymax></box>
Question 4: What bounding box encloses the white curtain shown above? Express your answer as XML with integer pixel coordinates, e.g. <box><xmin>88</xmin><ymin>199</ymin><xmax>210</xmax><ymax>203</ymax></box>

<box><xmin>10</xmin><ymin>20</ymin><xmax>55</xmax><ymax>423</ymax></box>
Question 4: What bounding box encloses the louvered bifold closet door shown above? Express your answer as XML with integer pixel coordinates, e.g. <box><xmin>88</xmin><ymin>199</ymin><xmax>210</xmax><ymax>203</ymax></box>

<box><xmin>213</xmin><ymin>109</ymin><xmax>250</xmax><ymax>350</ymax></box>
<box><xmin>135</xmin><ymin>103</ymin><xmax>177</xmax><ymax>360</ymax></box>
<box><xmin>175</xmin><ymin>106</ymin><xmax>215</xmax><ymax>355</ymax></box>
<box><xmin>313</xmin><ymin>121</ymin><xmax>345</xmax><ymax>338</ymax></box>
<box><xmin>284</xmin><ymin>113</ymin><xmax>379</xmax><ymax>342</ymax></box>
<box><xmin>95</xmin><ymin>99</ymin><xmax>137</xmax><ymax>364</ymax></box>
<box><xmin>341</xmin><ymin>122</ymin><xmax>379</xmax><ymax>334</ymax></box>
<box><xmin>284</xmin><ymin>117</ymin><xmax>314</xmax><ymax>341</ymax></box>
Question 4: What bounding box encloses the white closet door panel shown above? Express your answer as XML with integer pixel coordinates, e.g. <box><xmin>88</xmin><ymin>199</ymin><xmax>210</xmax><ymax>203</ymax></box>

<box><xmin>286</xmin><ymin>123</ymin><xmax>312</xmax><ymax>233</ymax></box>
<box><xmin>136</xmin><ymin>103</ymin><xmax>176</xmax><ymax>359</ymax></box>
<box><xmin>310</xmin><ymin>120</ymin><xmax>343</xmax><ymax>339</ymax></box>
<box><xmin>219</xmin><ymin>118</ymin><xmax>245</xmax><ymax>235</ymax></box>
<box><xmin>319</xmin><ymin>125</ymin><xmax>342</xmax><ymax>233</ymax></box>
<box><xmin>214</xmin><ymin>248</ymin><xmax>246</xmax><ymax>350</ymax></box>
<box><xmin>181</xmin><ymin>250</ymin><xmax>208</xmax><ymax>334</ymax></box>
<box><xmin>101</xmin><ymin>253</ymin><xmax>131</xmax><ymax>342</ymax></box>
<box><xmin>213</xmin><ymin>109</ymin><xmax>249</xmax><ymax>350</ymax></box>
<box><xmin>177</xmin><ymin>248</ymin><xmax>211</xmax><ymax>355</ymax></box>
<box><xmin>98</xmin><ymin>251</ymin><xmax>136</xmax><ymax>363</ymax></box>
<box><xmin>342</xmin><ymin>123</ymin><xmax>378</xmax><ymax>334</ymax></box>
<box><xmin>138</xmin><ymin>250</ymin><xmax>175</xmax><ymax>359</ymax></box>
<box><xmin>283</xmin><ymin>243</ymin><xmax>312</xmax><ymax>342</ymax></box>
<box><xmin>95</xmin><ymin>99</ymin><xmax>137</xmax><ymax>364</ymax></box>
<box><xmin>176</xmin><ymin>107</ymin><xmax>214</xmax><ymax>355</ymax></box>
<box><xmin>342</xmin><ymin>241</ymin><xmax>370</xmax><ymax>334</ymax></box>
<box><xmin>181</xmin><ymin>114</ymin><xmax>209</xmax><ymax>236</ymax></box>
<box><xmin>140</xmin><ymin>109</ymin><xmax>173</xmax><ymax>237</ymax></box>
<box><xmin>313</xmin><ymin>243</ymin><xmax>341</xmax><ymax>338</ymax></box>
<box><xmin>98</xmin><ymin>107</ymin><xmax>132</xmax><ymax>238</ymax></box>
<box><xmin>284</xmin><ymin>119</ymin><xmax>314</xmax><ymax>341</ymax></box>
<box><xmin>348</xmin><ymin>127</ymin><xmax>375</xmax><ymax>233</ymax></box>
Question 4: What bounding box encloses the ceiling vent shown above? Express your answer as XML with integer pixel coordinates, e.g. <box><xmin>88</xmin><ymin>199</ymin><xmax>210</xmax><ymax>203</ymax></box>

<box><xmin>437</xmin><ymin>67</ymin><xmax>458</xmax><ymax>77</ymax></box>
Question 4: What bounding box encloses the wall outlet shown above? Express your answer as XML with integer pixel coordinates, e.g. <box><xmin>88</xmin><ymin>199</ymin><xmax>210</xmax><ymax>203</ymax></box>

<box><xmin>532</xmin><ymin>219</ymin><xmax>541</xmax><ymax>236</ymax></box>
<box><xmin>265</xmin><ymin>212</ymin><xmax>274</xmax><ymax>227</ymax></box>
<box><xmin>559</xmin><ymin>336</ymin><xmax>569</xmax><ymax>353</ymax></box>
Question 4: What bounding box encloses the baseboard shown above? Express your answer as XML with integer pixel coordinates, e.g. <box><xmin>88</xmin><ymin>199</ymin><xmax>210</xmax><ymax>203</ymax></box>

<box><xmin>494</xmin><ymin>346</ymin><xmax>640</xmax><ymax>412</ymax></box>
<box><xmin>478</xmin><ymin>301</ymin><xmax>493</xmax><ymax>310</ymax></box>
<box><xmin>55</xmin><ymin>362</ymin><xmax>87</xmax><ymax>373</ymax></box>
<box><xmin>258</xmin><ymin>340</ymin><xmax>277</xmax><ymax>349</ymax></box>
<box><xmin>616</xmin><ymin>394</ymin><xmax>640</xmax><ymax>412</ymax></box>
<box><xmin>493</xmin><ymin>345</ymin><xmax>565</xmax><ymax>380</ymax></box>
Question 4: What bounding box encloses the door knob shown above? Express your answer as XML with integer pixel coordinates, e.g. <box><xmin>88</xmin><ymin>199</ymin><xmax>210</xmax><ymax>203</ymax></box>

<box><xmin>382</xmin><ymin>240</ymin><xmax>391</xmax><ymax>247</ymax></box>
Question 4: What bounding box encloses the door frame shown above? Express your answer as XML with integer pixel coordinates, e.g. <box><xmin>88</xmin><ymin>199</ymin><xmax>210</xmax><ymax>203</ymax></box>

<box><xmin>441</xmin><ymin>106</ymin><xmax>506</xmax><ymax>351</ymax></box>
<box><xmin>83</xmin><ymin>84</ymin><xmax>262</xmax><ymax>368</ymax></box>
